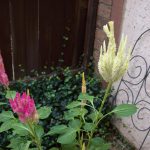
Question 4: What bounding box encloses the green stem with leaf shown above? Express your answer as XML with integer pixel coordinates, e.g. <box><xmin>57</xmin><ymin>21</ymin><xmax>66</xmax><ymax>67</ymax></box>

<box><xmin>99</xmin><ymin>82</ymin><xmax>112</xmax><ymax>113</ymax></box>
<box><xmin>28</xmin><ymin>122</ymin><xmax>42</xmax><ymax>150</ymax></box>
<box><xmin>87</xmin><ymin>82</ymin><xmax>112</xmax><ymax>149</ymax></box>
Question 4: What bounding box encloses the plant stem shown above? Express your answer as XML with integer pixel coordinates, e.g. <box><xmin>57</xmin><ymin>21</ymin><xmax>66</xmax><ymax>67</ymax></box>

<box><xmin>99</xmin><ymin>82</ymin><xmax>112</xmax><ymax>113</ymax></box>
<box><xmin>87</xmin><ymin>82</ymin><xmax>112</xmax><ymax>149</ymax></box>
<box><xmin>86</xmin><ymin>132</ymin><xmax>93</xmax><ymax>149</ymax></box>
<box><xmin>78</xmin><ymin>130</ymin><xmax>82</xmax><ymax>149</ymax></box>
<box><xmin>28</xmin><ymin>122</ymin><xmax>42</xmax><ymax>150</ymax></box>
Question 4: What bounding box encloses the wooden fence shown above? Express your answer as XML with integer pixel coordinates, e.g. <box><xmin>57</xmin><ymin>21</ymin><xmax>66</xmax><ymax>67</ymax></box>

<box><xmin>0</xmin><ymin>0</ymin><xmax>93</xmax><ymax>79</ymax></box>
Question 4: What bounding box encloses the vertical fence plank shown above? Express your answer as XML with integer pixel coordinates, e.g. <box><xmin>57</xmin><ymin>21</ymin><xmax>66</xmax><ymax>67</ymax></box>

<box><xmin>10</xmin><ymin>0</ymin><xmax>39</xmax><ymax>77</ymax></box>
<box><xmin>24</xmin><ymin>0</ymin><xmax>39</xmax><ymax>73</ymax></box>
<box><xmin>83</xmin><ymin>0</ymin><xmax>99</xmax><ymax>66</ymax></box>
<box><xmin>61</xmin><ymin>0</ymin><xmax>76</xmax><ymax>66</ymax></box>
<box><xmin>0</xmin><ymin>0</ymin><xmax>12</xmax><ymax>79</ymax></box>
<box><xmin>10</xmin><ymin>0</ymin><xmax>27</xmax><ymax>78</ymax></box>
<box><xmin>39</xmin><ymin>0</ymin><xmax>65</xmax><ymax>68</ymax></box>
<box><xmin>72</xmin><ymin>0</ymin><xmax>89</xmax><ymax>66</ymax></box>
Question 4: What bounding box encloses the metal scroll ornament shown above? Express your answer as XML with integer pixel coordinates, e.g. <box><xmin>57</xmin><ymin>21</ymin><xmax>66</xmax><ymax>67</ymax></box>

<box><xmin>113</xmin><ymin>29</ymin><xmax>150</xmax><ymax>150</ymax></box>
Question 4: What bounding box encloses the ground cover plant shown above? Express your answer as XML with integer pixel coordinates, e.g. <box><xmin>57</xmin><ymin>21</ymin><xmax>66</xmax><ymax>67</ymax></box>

<box><xmin>0</xmin><ymin>21</ymin><xmax>137</xmax><ymax>150</ymax></box>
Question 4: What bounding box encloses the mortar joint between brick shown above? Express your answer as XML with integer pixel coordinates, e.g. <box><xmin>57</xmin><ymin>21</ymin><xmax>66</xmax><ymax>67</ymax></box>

<box><xmin>99</xmin><ymin>2</ymin><xmax>113</xmax><ymax>7</ymax></box>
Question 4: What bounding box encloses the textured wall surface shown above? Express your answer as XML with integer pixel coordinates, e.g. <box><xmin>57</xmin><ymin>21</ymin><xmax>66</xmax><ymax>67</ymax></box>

<box><xmin>113</xmin><ymin>0</ymin><xmax>150</xmax><ymax>149</ymax></box>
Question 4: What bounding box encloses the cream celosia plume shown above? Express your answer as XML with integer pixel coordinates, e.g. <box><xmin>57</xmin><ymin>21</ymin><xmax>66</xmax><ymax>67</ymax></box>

<box><xmin>98</xmin><ymin>21</ymin><xmax>131</xmax><ymax>83</ymax></box>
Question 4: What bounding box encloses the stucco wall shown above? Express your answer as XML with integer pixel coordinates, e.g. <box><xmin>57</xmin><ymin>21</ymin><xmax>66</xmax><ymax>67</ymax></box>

<box><xmin>113</xmin><ymin>0</ymin><xmax>150</xmax><ymax>149</ymax></box>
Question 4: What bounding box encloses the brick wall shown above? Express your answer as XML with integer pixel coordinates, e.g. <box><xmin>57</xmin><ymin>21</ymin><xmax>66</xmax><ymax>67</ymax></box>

<box><xmin>93</xmin><ymin>0</ymin><xmax>113</xmax><ymax>74</ymax></box>
<box><xmin>93</xmin><ymin>0</ymin><xmax>124</xmax><ymax>74</ymax></box>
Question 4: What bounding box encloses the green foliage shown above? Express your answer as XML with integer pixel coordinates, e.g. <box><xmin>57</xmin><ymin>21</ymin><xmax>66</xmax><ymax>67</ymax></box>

<box><xmin>0</xmin><ymin>65</ymin><xmax>137</xmax><ymax>149</ymax></box>
<box><xmin>0</xmin><ymin>67</ymin><xmax>105</xmax><ymax>149</ymax></box>
<box><xmin>0</xmin><ymin>119</ymin><xmax>17</xmax><ymax>133</ymax></box>
<box><xmin>12</xmin><ymin>123</ymin><xmax>31</xmax><ymax>136</ymax></box>
<box><xmin>7</xmin><ymin>137</ymin><xmax>31</xmax><ymax>150</ymax></box>
<box><xmin>78</xmin><ymin>93</ymin><xmax>94</xmax><ymax>104</ymax></box>
<box><xmin>61</xmin><ymin>144</ymin><xmax>78</xmax><ymax>150</ymax></box>
<box><xmin>112</xmin><ymin>104</ymin><xmax>138</xmax><ymax>117</ymax></box>
<box><xmin>89</xmin><ymin>137</ymin><xmax>111</xmax><ymax>150</ymax></box>
<box><xmin>83</xmin><ymin>122</ymin><xmax>95</xmax><ymax>132</ymax></box>
<box><xmin>0</xmin><ymin>102</ymin><xmax>7</xmax><ymax>106</ymax></box>
<box><xmin>46</xmin><ymin>80</ymin><xmax>137</xmax><ymax>149</ymax></box>
<box><xmin>35</xmin><ymin>125</ymin><xmax>45</xmax><ymax>139</ymax></box>
<box><xmin>57</xmin><ymin>128</ymin><xmax>77</xmax><ymax>144</ymax></box>
<box><xmin>37</xmin><ymin>106</ymin><xmax>52</xmax><ymax>119</ymax></box>
<box><xmin>5</xmin><ymin>90</ymin><xmax>16</xmax><ymax>99</ymax></box>
<box><xmin>0</xmin><ymin>111</ymin><xmax>15</xmax><ymax>122</ymax></box>
<box><xmin>68</xmin><ymin>119</ymin><xmax>81</xmax><ymax>131</ymax></box>
<box><xmin>46</xmin><ymin>125</ymin><xmax>68</xmax><ymax>135</ymax></box>
<box><xmin>0</xmin><ymin>105</ymin><xmax>49</xmax><ymax>149</ymax></box>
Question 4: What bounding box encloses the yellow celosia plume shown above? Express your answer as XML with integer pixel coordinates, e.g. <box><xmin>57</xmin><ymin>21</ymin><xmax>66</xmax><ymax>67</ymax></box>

<box><xmin>98</xmin><ymin>21</ymin><xmax>131</xmax><ymax>83</ymax></box>
<box><xmin>82</xmin><ymin>72</ymin><xmax>86</xmax><ymax>94</ymax></box>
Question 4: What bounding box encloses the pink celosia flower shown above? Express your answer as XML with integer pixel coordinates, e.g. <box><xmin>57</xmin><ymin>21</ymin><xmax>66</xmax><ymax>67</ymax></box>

<box><xmin>0</xmin><ymin>53</ymin><xmax>9</xmax><ymax>86</ymax></box>
<box><xmin>9</xmin><ymin>92</ymin><xmax>38</xmax><ymax>123</ymax></box>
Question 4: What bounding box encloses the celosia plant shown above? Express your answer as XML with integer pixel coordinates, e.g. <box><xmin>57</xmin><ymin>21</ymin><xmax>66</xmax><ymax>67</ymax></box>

<box><xmin>45</xmin><ymin>21</ymin><xmax>137</xmax><ymax>150</ymax></box>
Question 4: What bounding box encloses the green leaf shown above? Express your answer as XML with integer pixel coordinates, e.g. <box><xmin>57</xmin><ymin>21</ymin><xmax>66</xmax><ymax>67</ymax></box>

<box><xmin>0</xmin><ymin>102</ymin><xmax>7</xmax><ymax>106</ymax></box>
<box><xmin>64</xmin><ymin>107</ymin><xmax>88</xmax><ymax>120</ymax></box>
<box><xmin>64</xmin><ymin>108</ymin><xmax>82</xmax><ymax>120</ymax></box>
<box><xmin>89</xmin><ymin>137</ymin><xmax>111</xmax><ymax>150</ymax></box>
<box><xmin>0</xmin><ymin>119</ymin><xmax>17</xmax><ymax>132</ymax></box>
<box><xmin>112</xmin><ymin>104</ymin><xmax>137</xmax><ymax>117</ymax></box>
<box><xmin>0</xmin><ymin>111</ymin><xmax>15</xmax><ymax>122</ymax></box>
<box><xmin>50</xmin><ymin>148</ymin><xmax>59</xmax><ymax>150</ymax></box>
<box><xmin>46</xmin><ymin>125</ymin><xmax>68</xmax><ymax>136</ymax></box>
<box><xmin>80</xmin><ymin>108</ymin><xmax>88</xmax><ymax>118</ymax></box>
<box><xmin>67</xmin><ymin>101</ymin><xmax>82</xmax><ymax>109</ymax></box>
<box><xmin>78</xmin><ymin>93</ymin><xmax>94</xmax><ymax>104</ymax></box>
<box><xmin>88</xmin><ymin>111</ymin><xmax>103</xmax><ymax>123</ymax></box>
<box><xmin>13</xmin><ymin>126</ymin><xmax>29</xmax><ymax>136</ymax></box>
<box><xmin>83</xmin><ymin>122</ymin><xmax>95</xmax><ymax>132</ymax></box>
<box><xmin>69</xmin><ymin>119</ymin><xmax>81</xmax><ymax>131</ymax></box>
<box><xmin>35</xmin><ymin>125</ymin><xmax>44</xmax><ymax>138</ymax></box>
<box><xmin>6</xmin><ymin>90</ymin><xmax>16</xmax><ymax>99</ymax></box>
<box><xmin>13</xmin><ymin>123</ymin><xmax>31</xmax><ymax>135</ymax></box>
<box><xmin>37</xmin><ymin>106</ymin><xmax>51</xmax><ymax>119</ymax></box>
<box><xmin>62</xmin><ymin>144</ymin><xmax>78</xmax><ymax>150</ymax></box>
<box><xmin>24</xmin><ymin>141</ymin><xmax>31</xmax><ymax>150</ymax></box>
<box><xmin>7</xmin><ymin>137</ymin><xmax>24</xmax><ymax>149</ymax></box>
<box><xmin>7</xmin><ymin>137</ymin><xmax>31</xmax><ymax>150</ymax></box>
<box><xmin>57</xmin><ymin>128</ymin><xmax>76</xmax><ymax>144</ymax></box>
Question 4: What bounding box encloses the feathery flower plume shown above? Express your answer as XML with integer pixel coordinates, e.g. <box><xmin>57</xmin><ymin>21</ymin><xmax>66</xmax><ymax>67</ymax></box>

<box><xmin>82</xmin><ymin>72</ymin><xmax>86</xmax><ymax>94</ymax></box>
<box><xmin>0</xmin><ymin>53</ymin><xmax>9</xmax><ymax>86</ymax></box>
<box><xmin>98</xmin><ymin>21</ymin><xmax>131</xmax><ymax>83</ymax></box>
<box><xmin>9</xmin><ymin>92</ymin><xmax>38</xmax><ymax>123</ymax></box>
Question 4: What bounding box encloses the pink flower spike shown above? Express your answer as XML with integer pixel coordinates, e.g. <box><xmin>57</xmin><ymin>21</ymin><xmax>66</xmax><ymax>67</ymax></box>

<box><xmin>0</xmin><ymin>53</ymin><xmax>9</xmax><ymax>87</ymax></box>
<box><xmin>9</xmin><ymin>92</ymin><xmax>38</xmax><ymax>123</ymax></box>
